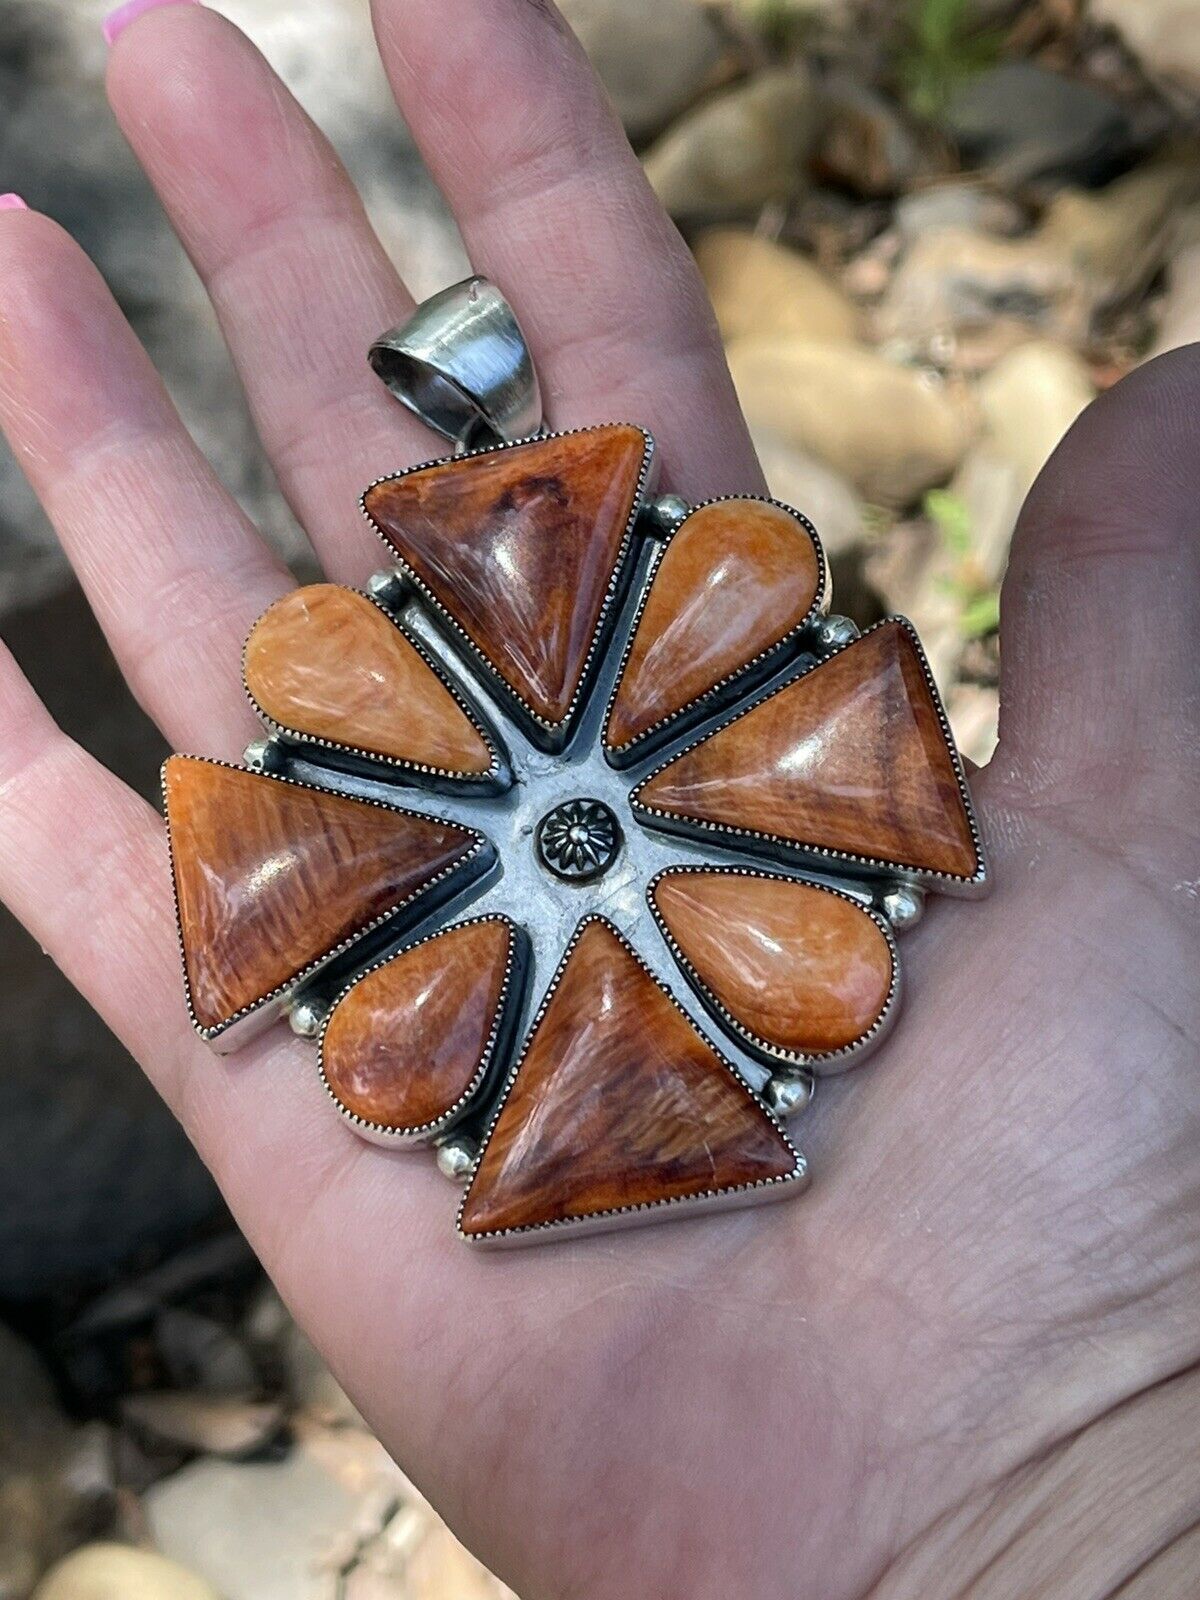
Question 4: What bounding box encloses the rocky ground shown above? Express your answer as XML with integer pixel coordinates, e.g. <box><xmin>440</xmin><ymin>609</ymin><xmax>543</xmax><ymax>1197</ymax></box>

<box><xmin>2</xmin><ymin>0</ymin><xmax>1199</xmax><ymax>1594</ymax></box>
<box><xmin>0</xmin><ymin>1252</ymin><xmax>515</xmax><ymax>1599</ymax></box>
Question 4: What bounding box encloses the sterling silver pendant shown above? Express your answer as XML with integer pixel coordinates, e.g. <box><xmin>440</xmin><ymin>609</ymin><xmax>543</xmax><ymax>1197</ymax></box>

<box><xmin>162</xmin><ymin>278</ymin><xmax>989</xmax><ymax>1247</ymax></box>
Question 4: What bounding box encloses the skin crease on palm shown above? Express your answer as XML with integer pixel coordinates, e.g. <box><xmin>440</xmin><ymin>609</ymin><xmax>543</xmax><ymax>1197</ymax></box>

<box><xmin>0</xmin><ymin>0</ymin><xmax>1196</xmax><ymax>1594</ymax></box>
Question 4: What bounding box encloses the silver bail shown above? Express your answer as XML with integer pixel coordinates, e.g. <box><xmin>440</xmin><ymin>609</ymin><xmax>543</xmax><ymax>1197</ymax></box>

<box><xmin>369</xmin><ymin>276</ymin><xmax>544</xmax><ymax>452</ymax></box>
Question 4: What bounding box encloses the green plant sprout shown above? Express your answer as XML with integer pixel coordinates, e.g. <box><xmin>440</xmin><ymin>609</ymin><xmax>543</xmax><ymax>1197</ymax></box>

<box><xmin>899</xmin><ymin>0</ymin><xmax>1004</xmax><ymax>120</ymax></box>
<box><xmin>924</xmin><ymin>487</ymin><xmax>1001</xmax><ymax>639</ymax></box>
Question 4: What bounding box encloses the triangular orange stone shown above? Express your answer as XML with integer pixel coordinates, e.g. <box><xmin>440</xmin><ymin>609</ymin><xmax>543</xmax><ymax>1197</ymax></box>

<box><xmin>163</xmin><ymin>756</ymin><xmax>483</xmax><ymax>1036</ymax></box>
<box><xmin>459</xmin><ymin>918</ymin><xmax>800</xmax><ymax>1241</ymax></box>
<box><xmin>363</xmin><ymin>426</ymin><xmax>649</xmax><ymax>732</ymax></box>
<box><xmin>321</xmin><ymin>918</ymin><xmax>515</xmax><ymax>1137</ymax></box>
<box><xmin>605</xmin><ymin>499</ymin><xmax>822</xmax><ymax>754</ymax></box>
<box><xmin>633</xmin><ymin>619</ymin><xmax>982</xmax><ymax>883</ymax></box>
<box><xmin>244</xmin><ymin>585</ymin><xmax>495</xmax><ymax>776</ymax></box>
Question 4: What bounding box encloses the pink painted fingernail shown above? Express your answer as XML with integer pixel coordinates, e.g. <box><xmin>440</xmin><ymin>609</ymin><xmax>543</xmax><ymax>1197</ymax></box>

<box><xmin>103</xmin><ymin>0</ymin><xmax>200</xmax><ymax>47</ymax></box>
<box><xmin>0</xmin><ymin>195</ymin><xmax>28</xmax><ymax>212</ymax></box>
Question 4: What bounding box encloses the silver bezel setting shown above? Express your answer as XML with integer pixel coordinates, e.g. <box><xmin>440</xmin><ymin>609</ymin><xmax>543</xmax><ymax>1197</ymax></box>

<box><xmin>629</xmin><ymin>615</ymin><xmax>989</xmax><ymax>897</ymax></box>
<box><xmin>241</xmin><ymin>585</ymin><xmax>511</xmax><ymax>797</ymax></box>
<box><xmin>601</xmin><ymin>496</ymin><xmax>828</xmax><ymax>769</ymax></box>
<box><xmin>646</xmin><ymin>865</ymin><xmax>900</xmax><ymax>1076</ymax></box>
<box><xmin>162</xmin><ymin>755</ymin><xmax>493</xmax><ymax>1051</ymax></box>
<box><xmin>316</xmin><ymin>914</ymin><xmax>529</xmax><ymax>1147</ymax></box>
<box><xmin>359</xmin><ymin>423</ymin><xmax>657</xmax><ymax>753</ymax></box>
<box><xmin>456</xmin><ymin>914</ymin><xmax>809</xmax><ymax>1249</ymax></box>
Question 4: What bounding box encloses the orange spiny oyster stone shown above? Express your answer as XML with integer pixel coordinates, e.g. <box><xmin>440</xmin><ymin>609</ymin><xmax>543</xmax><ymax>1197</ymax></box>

<box><xmin>651</xmin><ymin>870</ymin><xmax>894</xmax><ymax>1059</ymax></box>
<box><xmin>605</xmin><ymin>499</ymin><xmax>821</xmax><ymax>753</ymax></box>
<box><xmin>633</xmin><ymin>619</ymin><xmax>981</xmax><ymax>882</ymax></box>
<box><xmin>363</xmin><ymin>426</ymin><xmax>649</xmax><ymax>730</ymax></box>
<box><xmin>163</xmin><ymin>756</ymin><xmax>482</xmax><ymax>1035</ymax></box>
<box><xmin>244</xmin><ymin>585</ymin><xmax>494</xmax><ymax>775</ymax></box>
<box><xmin>321</xmin><ymin>918</ymin><xmax>515</xmax><ymax>1135</ymax></box>
<box><xmin>459</xmin><ymin>918</ymin><xmax>800</xmax><ymax>1240</ymax></box>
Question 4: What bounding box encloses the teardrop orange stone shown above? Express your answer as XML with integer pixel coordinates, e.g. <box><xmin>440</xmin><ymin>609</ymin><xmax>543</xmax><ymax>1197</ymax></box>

<box><xmin>651</xmin><ymin>870</ymin><xmax>894</xmax><ymax>1058</ymax></box>
<box><xmin>605</xmin><ymin>499</ymin><xmax>821</xmax><ymax>753</ymax></box>
<box><xmin>633</xmin><ymin>619</ymin><xmax>981</xmax><ymax>883</ymax></box>
<box><xmin>244</xmin><ymin>585</ymin><xmax>494</xmax><ymax>775</ymax></box>
<box><xmin>460</xmin><ymin>918</ymin><xmax>800</xmax><ymax>1241</ymax></box>
<box><xmin>364</xmin><ymin>426</ymin><xmax>649</xmax><ymax>731</ymax></box>
<box><xmin>163</xmin><ymin>756</ymin><xmax>483</xmax><ymax>1036</ymax></box>
<box><xmin>321</xmin><ymin>918</ymin><xmax>515</xmax><ymax>1135</ymax></box>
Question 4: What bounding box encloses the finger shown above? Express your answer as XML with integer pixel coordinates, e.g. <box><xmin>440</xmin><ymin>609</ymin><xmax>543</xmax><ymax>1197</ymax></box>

<box><xmin>0</xmin><ymin>638</ymin><xmax>189</xmax><ymax>1075</ymax></box>
<box><xmin>0</xmin><ymin>208</ymin><xmax>289</xmax><ymax>755</ymax></box>
<box><xmin>996</xmin><ymin>348</ymin><xmax>1200</xmax><ymax>819</ymax></box>
<box><xmin>106</xmin><ymin>4</ymin><xmax>436</xmax><ymax>578</ymax></box>
<box><xmin>370</xmin><ymin>0</ymin><xmax>763</xmax><ymax>499</ymax></box>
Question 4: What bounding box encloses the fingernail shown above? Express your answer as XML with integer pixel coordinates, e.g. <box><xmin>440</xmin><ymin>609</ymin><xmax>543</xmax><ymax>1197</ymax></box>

<box><xmin>0</xmin><ymin>195</ymin><xmax>28</xmax><ymax>212</ymax></box>
<box><xmin>103</xmin><ymin>0</ymin><xmax>200</xmax><ymax>47</ymax></box>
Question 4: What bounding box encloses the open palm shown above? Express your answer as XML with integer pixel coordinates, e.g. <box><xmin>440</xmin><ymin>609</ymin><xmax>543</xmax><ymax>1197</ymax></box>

<box><xmin>1</xmin><ymin>4</ymin><xmax>1197</xmax><ymax>1596</ymax></box>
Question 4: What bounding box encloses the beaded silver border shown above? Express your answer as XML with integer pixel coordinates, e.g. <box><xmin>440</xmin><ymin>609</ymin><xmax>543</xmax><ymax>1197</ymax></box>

<box><xmin>359</xmin><ymin>423</ymin><xmax>657</xmax><ymax>751</ymax></box>
<box><xmin>161</xmin><ymin>754</ymin><xmax>491</xmax><ymax>1048</ymax></box>
<box><xmin>629</xmin><ymin>615</ymin><xmax>989</xmax><ymax>896</ymax></box>
<box><xmin>646</xmin><ymin>865</ymin><xmax>900</xmax><ymax>1076</ymax></box>
<box><xmin>601</xmin><ymin>496</ymin><xmax>828</xmax><ymax>768</ymax></box>
<box><xmin>316</xmin><ymin>914</ymin><xmax>528</xmax><ymax>1147</ymax></box>
<box><xmin>456</xmin><ymin>914</ymin><xmax>808</xmax><ymax>1248</ymax></box>
<box><xmin>241</xmin><ymin>584</ymin><xmax>509</xmax><ymax>796</ymax></box>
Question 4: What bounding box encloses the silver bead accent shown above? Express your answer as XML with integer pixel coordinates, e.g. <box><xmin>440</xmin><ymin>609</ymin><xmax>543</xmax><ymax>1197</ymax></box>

<box><xmin>643</xmin><ymin>492</ymin><xmax>689</xmax><ymax>536</ymax></box>
<box><xmin>367</xmin><ymin>569</ymin><xmax>408</xmax><ymax>609</ymax></box>
<box><xmin>288</xmin><ymin>998</ymin><xmax>327</xmax><ymax>1039</ymax></box>
<box><xmin>244</xmin><ymin>736</ymin><xmax>284</xmax><ymax>774</ymax></box>
<box><xmin>814</xmin><ymin>614</ymin><xmax>861</xmax><ymax>653</ymax></box>
<box><xmin>762</xmin><ymin>1072</ymin><xmax>815</xmax><ymax>1119</ymax></box>
<box><xmin>880</xmin><ymin>883</ymin><xmax>926</xmax><ymax>932</ymax></box>
<box><xmin>436</xmin><ymin>1136</ymin><xmax>478</xmax><ymax>1183</ymax></box>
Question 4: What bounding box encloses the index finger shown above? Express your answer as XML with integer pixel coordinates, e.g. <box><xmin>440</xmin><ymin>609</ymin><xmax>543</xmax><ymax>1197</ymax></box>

<box><xmin>370</xmin><ymin>0</ymin><xmax>764</xmax><ymax>499</ymax></box>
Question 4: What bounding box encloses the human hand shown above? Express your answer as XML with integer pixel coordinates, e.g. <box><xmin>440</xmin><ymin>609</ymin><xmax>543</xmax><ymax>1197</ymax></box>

<box><xmin>0</xmin><ymin>4</ymin><xmax>1196</xmax><ymax>1596</ymax></box>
